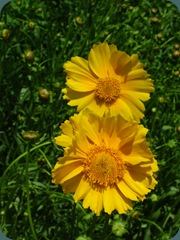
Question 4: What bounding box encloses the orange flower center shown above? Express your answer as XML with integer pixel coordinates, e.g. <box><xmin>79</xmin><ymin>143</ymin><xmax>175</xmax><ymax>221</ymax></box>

<box><xmin>95</xmin><ymin>77</ymin><xmax>121</xmax><ymax>106</ymax></box>
<box><xmin>83</xmin><ymin>145</ymin><xmax>126</xmax><ymax>188</ymax></box>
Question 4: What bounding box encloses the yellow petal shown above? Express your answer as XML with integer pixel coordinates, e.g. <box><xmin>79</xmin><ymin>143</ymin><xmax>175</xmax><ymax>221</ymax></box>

<box><xmin>62</xmin><ymin>173</ymin><xmax>83</xmax><ymax>193</ymax></box>
<box><xmin>76</xmin><ymin>92</ymin><xmax>95</xmax><ymax>111</ymax></box>
<box><xmin>61</xmin><ymin>119</ymin><xmax>74</xmax><ymax>137</ymax></box>
<box><xmin>129</xmin><ymin>170</ymin><xmax>157</xmax><ymax>190</ymax></box>
<box><xmin>52</xmin><ymin>160</ymin><xmax>82</xmax><ymax>184</ymax></box>
<box><xmin>123</xmin><ymin>172</ymin><xmax>150</xmax><ymax>197</ymax></box>
<box><xmin>63</xmin><ymin>89</ymin><xmax>94</xmax><ymax>110</ymax></box>
<box><xmin>80</xmin><ymin>115</ymin><xmax>100</xmax><ymax>145</ymax></box>
<box><xmin>118</xmin><ymin>122</ymin><xmax>137</xmax><ymax>140</ymax></box>
<box><xmin>103</xmin><ymin>187</ymin><xmax>115</xmax><ymax>214</ymax></box>
<box><xmin>131</xmin><ymin>54</ymin><xmax>143</xmax><ymax>69</ymax></box>
<box><xmin>114</xmin><ymin>98</ymin><xmax>133</xmax><ymax>121</ymax></box>
<box><xmin>117</xmin><ymin>180</ymin><xmax>138</xmax><ymax>201</ymax></box>
<box><xmin>88</xmin><ymin>42</ymin><xmax>112</xmax><ymax>78</ymax></box>
<box><xmin>109</xmin><ymin>44</ymin><xmax>117</xmax><ymax>53</ymax></box>
<box><xmin>87</xmin><ymin>100</ymin><xmax>108</xmax><ymax>117</ymax></box>
<box><xmin>122</xmin><ymin>79</ymin><xmax>154</xmax><ymax>92</ymax></box>
<box><xmin>121</xmin><ymin>93</ymin><xmax>145</xmax><ymax>112</ymax></box>
<box><xmin>120</xmin><ymin>96</ymin><xmax>145</xmax><ymax>120</ymax></box>
<box><xmin>61</xmin><ymin>165</ymin><xmax>84</xmax><ymax>184</ymax></box>
<box><xmin>74</xmin><ymin>178</ymin><xmax>91</xmax><ymax>202</ymax></box>
<box><xmin>111</xmin><ymin>187</ymin><xmax>132</xmax><ymax>213</ymax></box>
<box><xmin>75</xmin><ymin>130</ymin><xmax>92</xmax><ymax>153</ymax></box>
<box><xmin>55</xmin><ymin>135</ymin><xmax>72</xmax><ymax>147</ymax></box>
<box><xmin>123</xmin><ymin>155</ymin><xmax>151</xmax><ymax>165</ymax></box>
<box><xmin>64</xmin><ymin>56</ymin><xmax>97</xmax><ymax>83</ymax></box>
<box><xmin>83</xmin><ymin>188</ymin><xmax>103</xmax><ymax>216</ymax></box>
<box><xmin>127</xmin><ymin>69</ymin><xmax>148</xmax><ymax>81</ymax></box>
<box><xmin>66</xmin><ymin>78</ymin><xmax>96</xmax><ymax>92</ymax></box>
<box><xmin>121</xmin><ymin>90</ymin><xmax>150</xmax><ymax>101</ymax></box>
<box><xmin>110</xmin><ymin>51</ymin><xmax>132</xmax><ymax>76</ymax></box>
<box><xmin>133</xmin><ymin>125</ymin><xmax>149</xmax><ymax>144</ymax></box>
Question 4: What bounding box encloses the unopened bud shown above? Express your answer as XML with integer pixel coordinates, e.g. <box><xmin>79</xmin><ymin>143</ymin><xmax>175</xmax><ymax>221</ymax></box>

<box><xmin>28</xmin><ymin>21</ymin><xmax>36</xmax><ymax>30</ymax></box>
<box><xmin>22</xmin><ymin>131</ymin><xmax>40</xmax><ymax>140</ymax></box>
<box><xmin>2</xmin><ymin>29</ymin><xmax>10</xmax><ymax>40</ymax></box>
<box><xmin>38</xmin><ymin>88</ymin><xmax>50</xmax><ymax>101</ymax></box>
<box><xmin>24</xmin><ymin>50</ymin><xmax>35</xmax><ymax>62</ymax></box>
<box><xmin>75</xmin><ymin>17</ymin><xmax>83</xmax><ymax>25</ymax></box>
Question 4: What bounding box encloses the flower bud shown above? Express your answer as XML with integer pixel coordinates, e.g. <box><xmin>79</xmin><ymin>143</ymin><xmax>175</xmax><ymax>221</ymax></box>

<box><xmin>2</xmin><ymin>29</ymin><xmax>10</xmax><ymax>40</ymax></box>
<box><xmin>24</xmin><ymin>50</ymin><xmax>35</xmax><ymax>62</ymax></box>
<box><xmin>75</xmin><ymin>17</ymin><xmax>83</xmax><ymax>25</ymax></box>
<box><xmin>38</xmin><ymin>88</ymin><xmax>50</xmax><ymax>101</ymax></box>
<box><xmin>173</xmin><ymin>71</ymin><xmax>179</xmax><ymax>76</ymax></box>
<box><xmin>176</xmin><ymin>126</ymin><xmax>180</xmax><ymax>134</ymax></box>
<box><xmin>174</xmin><ymin>43</ymin><xmax>179</xmax><ymax>49</ymax></box>
<box><xmin>157</xmin><ymin>33</ymin><xmax>163</xmax><ymax>39</ymax></box>
<box><xmin>22</xmin><ymin>131</ymin><xmax>40</xmax><ymax>140</ymax></box>
<box><xmin>151</xmin><ymin>8</ymin><xmax>157</xmax><ymax>13</ymax></box>
<box><xmin>28</xmin><ymin>21</ymin><xmax>36</xmax><ymax>30</ymax></box>
<box><xmin>172</xmin><ymin>50</ymin><xmax>180</xmax><ymax>58</ymax></box>
<box><xmin>158</xmin><ymin>97</ymin><xmax>164</xmax><ymax>103</ymax></box>
<box><xmin>150</xmin><ymin>17</ymin><xmax>160</xmax><ymax>23</ymax></box>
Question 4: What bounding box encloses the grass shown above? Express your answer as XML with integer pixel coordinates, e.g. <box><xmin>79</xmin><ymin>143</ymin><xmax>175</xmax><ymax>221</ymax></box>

<box><xmin>0</xmin><ymin>0</ymin><xmax>180</xmax><ymax>239</ymax></box>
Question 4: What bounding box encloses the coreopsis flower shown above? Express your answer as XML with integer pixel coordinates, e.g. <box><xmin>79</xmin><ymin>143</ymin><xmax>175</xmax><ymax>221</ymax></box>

<box><xmin>62</xmin><ymin>42</ymin><xmax>154</xmax><ymax>121</ymax></box>
<box><xmin>52</xmin><ymin>111</ymin><xmax>158</xmax><ymax>216</ymax></box>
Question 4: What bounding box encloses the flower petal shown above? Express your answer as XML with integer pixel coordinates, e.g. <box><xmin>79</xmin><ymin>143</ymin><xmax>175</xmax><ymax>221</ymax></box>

<box><xmin>61</xmin><ymin>165</ymin><xmax>84</xmax><ymax>184</ymax></box>
<box><xmin>110</xmin><ymin>51</ymin><xmax>132</xmax><ymax>76</ymax></box>
<box><xmin>80</xmin><ymin>115</ymin><xmax>100</xmax><ymax>145</ymax></box>
<box><xmin>55</xmin><ymin>135</ymin><xmax>72</xmax><ymax>147</ymax></box>
<box><xmin>64</xmin><ymin>56</ymin><xmax>97</xmax><ymax>83</ymax></box>
<box><xmin>123</xmin><ymin>172</ymin><xmax>150</xmax><ymax>198</ymax></box>
<box><xmin>111</xmin><ymin>187</ymin><xmax>132</xmax><ymax>213</ymax></box>
<box><xmin>122</xmin><ymin>79</ymin><xmax>154</xmax><ymax>92</ymax></box>
<box><xmin>66</xmin><ymin>78</ymin><xmax>96</xmax><ymax>92</ymax></box>
<box><xmin>52</xmin><ymin>159</ymin><xmax>82</xmax><ymax>184</ymax></box>
<box><xmin>127</xmin><ymin>69</ymin><xmax>149</xmax><ymax>81</ymax></box>
<box><xmin>88</xmin><ymin>42</ymin><xmax>113</xmax><ymax>78</ymax></box>
<box><xmin>120</xmin><ymin>96</ymin><xmax>145</xmax><ymax>120</ymax></box>
<box><xmin>117</xmin><ymin>180</ymin><xmax>139</xmax><ymax>201</ymax></box>
<box><xmin>121</xmin><ymin>90</ymin><xmax>150</xmax><ymax>101</ymax></box>
<box><xmin>114</xmin><ymin>98</ymin><xmax>133</xmax><ymax>121</ymax></box>
<box><xmin>83</xmin><ymin>188</ymin><xmax>103</xmax><ymax>216</ymax></box>
<box><xmin>103</xmin><ymin>187</ymin><xmax>115</xmax><ymax>214</ymax></box>
<box><xmin>62</xmin><ymin>173</ymin><xmax>83</xmax><ymax>193</ymax></box>
<box><xmin>74</xmin><ymin>178</ymin><xmax>91</xmax><ymax>202</ymax></box>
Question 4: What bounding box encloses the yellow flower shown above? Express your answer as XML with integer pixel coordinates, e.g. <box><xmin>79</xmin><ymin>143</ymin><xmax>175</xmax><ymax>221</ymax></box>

<box><xmin>52</xmin><ymin>111</ymin><xmax>158</xmax><ymax>216</ymax></box>
<box><xmin>62</xmin><ymin>42</ymin><xmax>154</xmax><ymax>121</ymax></box>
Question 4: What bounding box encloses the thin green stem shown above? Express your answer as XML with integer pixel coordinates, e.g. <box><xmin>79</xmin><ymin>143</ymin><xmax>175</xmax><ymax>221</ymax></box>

<box><xmin>137</xmin><ymin>218</ymin><xmax>165</xmax><ymax>235</ymax></box>
<box><xmin>0</xmin><ymin>141</ymin><xmax>51</xmax><ymax>192</ymax></box>
<box><xmin>38</xmin><ymin>148</ymin><xmax>52</xmax><ymax>169</ymax></box>
<box><xmin>25</xmin><ymin>148</ymin><xmax>38</xmax><ymax>240</ymax></box>
<box><xmin>102</xmin><ymin>214</ymin><xmax>110</xmax><ymax>240</ymax></box>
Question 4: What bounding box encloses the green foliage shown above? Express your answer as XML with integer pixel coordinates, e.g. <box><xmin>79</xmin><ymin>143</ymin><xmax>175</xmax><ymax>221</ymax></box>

<box><xmin>0</xmin><ymin>0</ymin><xmax>179</xmax><ymax>239</ymax></box>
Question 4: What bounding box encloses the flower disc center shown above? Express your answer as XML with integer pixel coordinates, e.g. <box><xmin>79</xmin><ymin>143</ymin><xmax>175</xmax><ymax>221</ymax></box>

<box><xmin>84</xmin><ymin>146</ymin><xmax>126</xmax><ymax>188</ymax></box>
<box><xmin>95</xmin><ymin>77</ymin><xmax>121</xmax><ymax>105</ymax></box>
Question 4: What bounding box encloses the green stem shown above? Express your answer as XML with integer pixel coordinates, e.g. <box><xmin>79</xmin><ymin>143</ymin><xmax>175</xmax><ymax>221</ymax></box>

<box><xmin>102</xmin><ymin>214</ymin><xmax>110</xmax><ymax>240</ymax></box>
<box><xmin>39</xmin><ymin>148</ymin><xmax>52</xmax><ymax>169</ymax></box>
<box><xmin>25</xmin><ymin>147</ymin><xmax>38</xmax><ymax>240</ymax></box>
<box><xmin>137</xmin><ymin>218</ymin><xmax>165</xmax><ymax>235</ymax></box>
<box><xmin>0</xmin><ymin>141</ymin><xmax>51</xmax><ymax>191</ymax></box>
